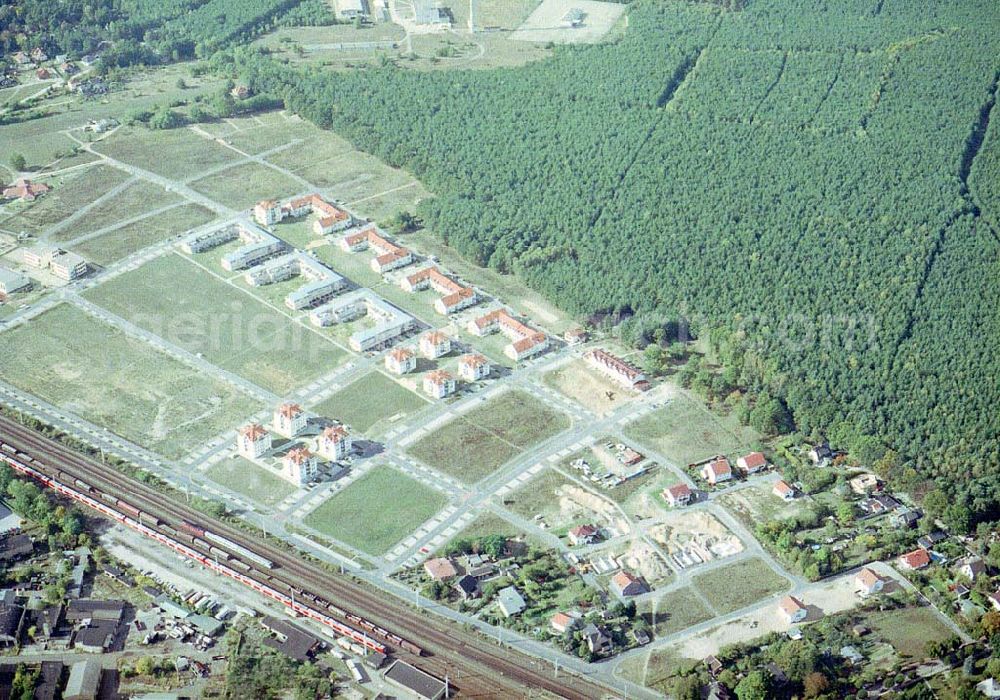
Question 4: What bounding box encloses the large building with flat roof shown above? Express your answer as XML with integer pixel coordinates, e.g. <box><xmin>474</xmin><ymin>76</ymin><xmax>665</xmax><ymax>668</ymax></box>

<box><xmin>382</xmin><ymin>660</ymin><xmax>447</xmax><ymax>700</ymax></box>
<box><xmin>0</xmin><ymin>266</ymin><xmax>30</xmax><ymax>295</ymax></box>
<box><xmin>309</xmin><ymin>289</ymin><xmax>415</xmax><ymax>352</ymax></box>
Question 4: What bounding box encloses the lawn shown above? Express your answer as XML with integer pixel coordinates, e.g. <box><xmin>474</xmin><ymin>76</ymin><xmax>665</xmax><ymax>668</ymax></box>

<box><xmin>50</xmin><ymin>179</ymin><xmax>183</xmax><ymax>242</ymax></box>
<box><xmin>543</xmin><ymin>359</ymin><xmax>636</xmax><ymax>414</ymax></box>
<box><xmin>866</xmin><ymin>606</ymin><xmax>954</xmax><ymax>659</ymax></box>
<box><xmin>0</xmin><ymin>303</ymin><xmax>258</xmax><ymax>459</ymax></box>
<box><xmin>310</xmin><ymin>371</ymin><xmax>429</xmax><ymax>436</ymax></box>
<box><xmin>187</xmin><ymin>161</ymin><xmax>304</xmax><ymax>210</ymax></box>
<box><xmin>0</xmin><ymin>165</ymin><xmax>131</xmax><ymax>236</ymax></box>
<box><xmin>717</xmin><ymin>484</ymin><xmax>810</xmax><ymax>530</ymax></box>
<box><xmin>505</xmin><ymin>467</ymin><xmax>578</xmax><ymax>524</ymax></box>
<box><xmin>408</xmin><ymin>390</ymin><xmax>571</xmax><ymax>483</ymax></box>
<box><xmin>303</xmin><ymin>465</ymin><xmax>448</xmax><ymax>556</ymax></box>
<box><xmin>624</xmin><ymin>391</ymin><xmax>762</xmax><ymax>466</ymax></box>
<box><xmin>83</xmin><ymin>252</ymin><xmax>348</xmax><ymax>394</ymax></box>
<box><xmin>92</xmin><ymin>126</ymin><xmax>241</xmax><ymax>181</ymax></box>
<box><xmin>72</xmin><ymin>204</ymin><xmax>217</xmax><ymax>266</ymax></box>
<box><xmin>204</xmin><ymin>456</ymin><xmax>297</xmax><ymax>507</ymax></box>
<box><xmin>691</xmin><ymin>558</ymin><xmax>789</xmax><ymax>615</ymax></box>
<box><xmin>640</xmin><ymin>586</ymin><xmax>716</xmax><ymax>637</ymax></box>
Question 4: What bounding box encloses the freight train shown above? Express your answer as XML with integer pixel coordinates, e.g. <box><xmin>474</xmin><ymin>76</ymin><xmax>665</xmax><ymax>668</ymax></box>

<box><xmin>0</xmin><ymin>441</ymin><xmax>423</xmax><ymax>656</ymax></box>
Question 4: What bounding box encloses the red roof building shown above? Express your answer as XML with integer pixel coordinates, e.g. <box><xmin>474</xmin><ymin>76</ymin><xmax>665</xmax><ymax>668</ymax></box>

<box><xmin>662</xmin><ymin>483</ymin><xmax>692</xmax><ymax>507</ymax></box>
<box><xmin>897</xmin><ymin>548</ymin><xmax>932</xmax><ymax>571</ymax></box>
<box><xmin>3</xmin><ymin>179</ymin><xmax>51</xmax><ymax>201</ymax></box>
<box><xmin>737</xmin><ymin>451</ymin><xmax>768</xmax><ymax>474</ymax></box>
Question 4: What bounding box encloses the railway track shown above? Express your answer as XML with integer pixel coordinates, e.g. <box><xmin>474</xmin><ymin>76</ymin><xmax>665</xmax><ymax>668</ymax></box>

<box><xmin>0</xmin><ymin>415</ymin><xmax>610</xmax><ymax>699</ymax></box>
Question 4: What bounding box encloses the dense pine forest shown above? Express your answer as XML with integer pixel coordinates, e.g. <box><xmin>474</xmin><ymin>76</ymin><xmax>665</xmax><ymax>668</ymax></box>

<box><xmin>223</xmin><ymin>0</ymin><xmax>1000</xmax><ymax>518</ymax></box>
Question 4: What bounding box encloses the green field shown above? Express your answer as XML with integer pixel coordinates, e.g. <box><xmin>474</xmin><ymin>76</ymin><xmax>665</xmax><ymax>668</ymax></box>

<box><xmin>865</xmin><ymin>606</ymin><xmax>955</xmax><ymax>659</ymax></box>
<box><xmin>625</xmin><ymin>391</ymin><xmax>762</xmax><ymax>466</ymax></box>
<box><xmin>640</xmin><ymin>586</ymin><xmax>716</xmax><ymax>637</ymax></box>
<box><xmin>187</xmin><ymin>161</ymin><xmax>304</xmax><ymax>210</ymax></box>
<box><xmin>311</xmin><ymin>371</ymin><xmax>429</xmax><ymax>435</ymax></box>
<box><xmin>204</xmin><ymin>456</ymin><xmax>297</xmax><ymax>507</ymax></box>
<box><xmin>408</xmin><ymin>390</ymin><xmax>570</xmax><ymax>483</ymax></box>
<box><xmin>505</xmin><ymin>467</ymin><xmax>579</xmax><ymax>526</ymax></box>
<box><xmin>72</xmin><ymin>204</ymin><xmax>217</xmax><ymax>266</ymax></box>
<box><xmin>303</xmin><ymin>466</ymin><xmax>448</xmax><ymax>556</ymax></box>
<box><xmin>0</xmin><ymin>165</ymin><xmax>131</xmax><ymax>236</ymax></box>
<box><xmin>691</xmin><ymin>558</ymin><xmax>789</xmax><ymax>615</ymax></box>
<box><xmin>83</xmin><ymin>253</ymin><xmax>348</xmax><ymax>393</ymax></box>
<box><xmin>92</xmin><ymin>126</ymin><xmax>241</xmax><ymax>181</ymax></box>
<box><xmin>0</xmin><ymin>304</ymin><xmax>257</xmax><ymax>458</ymax></box>
<box><xmin>50</xmin><ymin>179</ymin><xmax>183</xmax><ymax>243</ymax></box>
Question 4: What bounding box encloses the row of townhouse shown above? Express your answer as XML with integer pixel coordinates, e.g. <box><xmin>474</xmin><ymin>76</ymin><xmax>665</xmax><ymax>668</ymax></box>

<box><xmin>339</xmin><ymin>227</ymin><xmax>414</xmax><ymax>274</ymax></box>
<box><xmin>253</xmin><ymin>194</ymin><xmax>352</xmax><ymax>236</ymax></box>
<box><xmin>23</xmin><ymin>245</ymin><xmax>88</xmax><ymax>281</ymax></box>
<box><xmin>467</xmin><ymin>308</ymin><xmax>548</xmax><ymax>361</ymax></box>
<box><xmin>308</xmin><ymin>288</ymin><xmax>416</xmax><ymax>352</ymax></box>
<box><xmin>584</xmin><ymin>348</ymin><xmax>650</xmax><ymax>391</ymax></box>
<box><xmin>243</xmin><ymin>251</ymin><xmax>347</xmax><ymax>310</ymax></box>
<box><xmin>400</xmin><ymin>266</ymin><xmax>479</xmax><ymax>315</ymax></box>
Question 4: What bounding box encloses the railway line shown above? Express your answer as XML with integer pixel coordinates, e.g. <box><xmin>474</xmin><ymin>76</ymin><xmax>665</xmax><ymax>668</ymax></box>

<box><xmin>0</xmin><ymin>415</ymin><xmax>610</xmax><ymax>699</ymax></box>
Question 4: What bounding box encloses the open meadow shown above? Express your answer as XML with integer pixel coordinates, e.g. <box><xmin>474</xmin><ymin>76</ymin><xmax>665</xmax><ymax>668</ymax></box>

<box><xmin>408</xmin><ymin>390</ymin><xmax>570</xmax><ymax>483</ymax></box>
<box><xmin>310</xmin><ymin>371</ymin><xmax>430</xmax><ymax>435</ymax></box>
<box><xmin>0</xmin><ymin>303</ymin><xmax>257</xmax><ymax>458</ymax></box>
<box><xmin>542</xmin><ymin>358</ymin><xmax>636</xmax><ymax>414</ymax></box>
<box><xmin>92</xmin><ymin>126</ymin><xmax>241</xmax><ymax>181</ymax></box>
<box><xmin>48</xmin><ymin>179</ymin><xmax>184</xmax><ymax>243</ymax></box>
<box><xmin>204</xmin><ymin>456</ymin><xmax>297</xmax><ymax>507</ymax></box>
<box><xmin>691</xmin><ymin>558</ymin><xmax>790</xmax><ymax>615</ymax></box>
<box><xmin>188</xmin><ymin>162</ymin><xmax>305</xmax><ymax>211</ymax></box>
<box><xmin>71</xmin><ymin>204</ymin><xmax>217</xmax><ymax>266</ymax></box>
<box><xmin>83</xmin><ymin>252</ymin><xmax>348</xmax><ymax>393</ymax></box>
<box><xmin>303</xmin><ymin>465</ymin><xmax>448</xmax><ymax>556</ymax></box>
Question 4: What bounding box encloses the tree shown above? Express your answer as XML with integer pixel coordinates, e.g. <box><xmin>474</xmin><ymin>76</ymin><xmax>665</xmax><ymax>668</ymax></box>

<box><xmin>10</xmin><ymin>153</ymin><xmax>26</xmax><ymax>172</ymax></box>
<box><xmin>803</xmin><ymin>671</ymin><xmax>829</xmax><ymax>698</ymax></box>
<box><xmin>735</xmin><ymin>670</ymin><xmax>770</xmax><ymax>700</ymax></box>
<box><xmin>672</xmin><ymin>675</ymin><xmax>701</xmax><ymax>700</ymax></box>
<box><xmin>836</xmin><ymin>501</ymin><xmax>855</xmax><ymax>525</ymax></box>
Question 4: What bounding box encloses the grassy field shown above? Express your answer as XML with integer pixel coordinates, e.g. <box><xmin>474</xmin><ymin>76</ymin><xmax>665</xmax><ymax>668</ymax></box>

<box><xmin>310</xmin><ymin>371</ymin><xmax>430</xmax><ymax>435</ymax></box>
<box><xmin>476</xmin><ymin>0</ymin><xmax>542</xmax><ymax>29</ymax></box>
<box><xmin>204</xmin><ymin>456</ymin><xmax>298</xmax><ymax>507</ymax></box>
<box><xmin>408</xmin><ymin>390</ymin><xmax>570</xmax><ymax>483</ymax></box>
<box><xmin>187</xmin><ymin>161</ymin><xmax>304</xmax><ymax>210</ymax></box>
<box><xmin>543</xmin><ymin>358</ymin><xmax>636</xmax><ymax>414</ymax></box>
<box><xmin>624</xmin><ymin>391</ymin><xmax>762</xmax><ymax>466</ymax></box>
<box><xmin>717</xmin><ymin>484</ymin><xmax>810</xmax><ymax>530</ymax></box>
<box><xmin>0</xmin><ymin>165</ymin><xmax>131</xmax><ymax>236</ymax></box>
<box><xmin>0</xmin><ymin>304</ymin><xmax>257</xmax><ymax>458</ymax></box>
<box><xmin>83</xmin><ymin>253</ymin><xmax>347</xmax><ymax>393</ymax></box>
<box><xmin>303</xmin><ymin>466</ymin><xmax>448</xmax><ymax>556</ymax></box>
<box><xmin>505</xmin><ymin>467</ymin><xmax>578</xmax><ymax>524</ymax></box>
<box><xmin>72</xmin><ymin>204</ymin><xmax>217</xmax><ymax>265</ymax></box>
<box><xmin>92</xmin><ymin>126</ymin><xmax>241</xmax><ymax>181</ymax></box>
<box><xmin>865</xmin><ymin>606</ymin><xmax>954</xmax><ymax>659</ymax></box>
<box><xmin>639</xmin><ymin>586</ymin><xmax>716</xmax><ymax>637</ymax></box>
<box><xmin>691</xmin><ymin>558</ymin><xmax>789</xmax><ymax>615</ymax></box>
<box><xmin>50</xmin><ymin>179</ymin><xmax>183</xmax><ymax>242</ymax></box>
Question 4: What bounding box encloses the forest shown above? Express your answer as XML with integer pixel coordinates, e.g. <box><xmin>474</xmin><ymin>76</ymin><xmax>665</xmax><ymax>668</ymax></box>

<box><xmin>218</xmin><ymin>0</ymin><xmax>1000</xmax><ymax>518</ymax></box>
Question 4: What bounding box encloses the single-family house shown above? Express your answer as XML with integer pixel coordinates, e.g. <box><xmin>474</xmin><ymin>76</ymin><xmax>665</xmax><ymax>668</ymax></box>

<box><xmin>737</xmin><ymin>451</ymin><xmax>767</xmax><ymax>475</ymax></box>
<box><xmin>496</xmin><ymin>586</ymin><xmax>526</xmax><ymax>618</ymax></box>
<box><xmin>662</xmin><ymin>483</ymin><xmax>692</xmax><ymax>507</ymax></box>
<box><xmin>273</xmin><ymin>402</ymin><xmax>307</xmax><ymax>438</ymax></box>
<box><xmin>236</xmin><ymin>423</ymin><xmax>271</xmax><ymax>459</ymax></box>
<box><xmin>808</xmin><ymin>443</ymin><xmax>833</xmax><ymax>465</ymax></box>
<box><xmin>854</xmin><ymin>567</ymin><xmax>885</xmax><ymax>596</ymax></box>
<box><xmin>454</xmin><ymin>575</ymin><xmax>480</xmax><ymax>600</ymax></box>
<box><xmin>582</xmin><ymin>623</ymin><xmax>612</xmax><ymax>655</ymax></box>
<box><xmin>385</xmin><ymin>346</ymin><xmax>417</xmax><ymax>375</ymax></box>
<box><xmin>957</xmin><ymin>556</ymin><xmax>986</xmax><ymax>581</ymax></box>
<box><xmin>772</xmin><ymin>480</ymin><xmax>796</xmax><ymax>501</ymax></box>
<box><xmin>3</xmin><ymin>178</ymin><xmax>51</xmax><ymax>201</ymax></box>
<box><xmin>778</xmin><ymin>596</ymin><xmax>808</xmax><ymax>624</ymax></box>
<box><xmin>701</xmin><ymin>457</ymin><xmax>732</xmax><ymax>485</ymax></box>
<box><xmin>567</xmin><ymin>524</ymin><xmax>599</xmax><ymax>546</ymax></box>
<box><xmin>849</xmin><ymin>473</ymin><xmax>881</xmax><ymax>495</ymax></box>
<box><xmin>897</xmin><ymin>548</ymin><xmax>931</xmax><ymax>571</ymax></box>
<box><xmin>917</xmin><ymin>531</ymin><xmax>947</xmax><ymax>550</ymax></box>
<box><xmin>423</xmin><ymin>558</ymin><xmax>458</xmax><ymax>582</ymax></box>
<box><xmin>989</xmin><ymin>591</ymin><xmax>1000</xmax><ymax>612</ymax></box>
<box><xmin>564</xmin><ymin>327</ymin><xmax>588</xmax><ymax>345</ymax></box>
<box><xmin>611</xmin><ymin>571</ymin><xmax>648</xmax><ymax>597</ymax></box>
<box><xmin>550</xmin><ymin>611</ymin><xmax>579</xmax><ymax>635</ymax></box>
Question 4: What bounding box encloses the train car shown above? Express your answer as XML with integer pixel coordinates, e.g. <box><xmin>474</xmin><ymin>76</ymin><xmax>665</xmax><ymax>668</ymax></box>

<box><xmin>100</xmin><ymin>492</ymin><xmax>117</xmax><ymax>505</ymax></box>
<box><xmin>209</xmin><ymin>546</ymin><xmax>232</xmax><ymax>561</ymax></box>
<box><xmin>1</xmin><ymin>443</ymin><xmax>16</xmax><ymax>454</ymax></box>
<box><xmin>117</xmin><ymin>500</ymin><xmax>141</xmax><ymax>518</ymax></box>
<box><xmin>203</xmin><ymin>530</ymin><xmax>275</xmax><ymax>570</ymax></box>
<box><xmin>231</xmin><ymin>559</ymin><xmax>251</xmax><ymax>572</ymax></box>
<box><xmin>138</xmin><ymin>512</ymin><xmax>160</xmax><ymax>528</ymax></box>
<box><xmin>399</xmin><ymin>638</ymin><xmax>423</xmax><ymax>656</ymax></box>
<box><xmin>192</xmin><ymin>537</ymin><xmax>209</xmax><ymax>550</ymax></box>
<box><xmin>178</xmin><ymin>520</ymin><xmax>206</xmax><ymax>538</ymax></box>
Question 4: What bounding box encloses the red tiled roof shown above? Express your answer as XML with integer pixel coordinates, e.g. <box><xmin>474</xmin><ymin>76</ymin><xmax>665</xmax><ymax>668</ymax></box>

<box><xmin>423</xmin><ymin>557</ymin><xmax>458</xmax><ymax>580</ymax></box>
<box><xmin>286</xmin><ymin>447</ymin><xmax>313</xmax><ymax>464</ymax></box>
<box><xmin>239</xmin><ymin>423</ymin><xmax>268</xmax><ymax>440</ymax></box>
<box><xmin>779</xmin><ymin>596</ymin><xmax>806</xmax><ymax>616</ymax></box>
<box><xmin>389</xmin><ymin>347</ymin><xmax>414</xmax><ymax>361</ymax></box>
<box><xmin>321</xmin><ymin>425</ymin><xmax>348</xmax><ymax>440</ymax></box>
<box><xmin>585</xmin><ymin>348</ymin><xmax>643</xmax><ymax>381</ymax></box>
<box><xmin>899</xmin><ymin>548</ymin><xmax>931</xmax><ymax>569</ymax></box>
<box><xmin>662</xmin><ymin>483</ymin><xmax>692</xmax><ymax>501</ymax></box>
<box><xmin>459</xmin><ymin>353</ymin><xmax>489</xmax><ymax>368</ymax></box>
<box><xmin>773</xmin><ymin>480</ymin><xmax>794</xmax><ymax>496</ymax></box>
<box><xmin>277</xmin><ymin>402</ymin><xmax>303</xmax><ymax>418</ymax></box>
<box><xmin>741</xmin><ymin>451</ymin><xmax>767</xmax><ymax>469</ymax></box>
<box><xmin>855</xmin><ymin>567</ymin><xmax>883</xmax><ymax>588</ymax></box>
<box><xmin>426</xmin><ymin>370</ymin><xmax>453</xmax><ymax>384</ymax></box>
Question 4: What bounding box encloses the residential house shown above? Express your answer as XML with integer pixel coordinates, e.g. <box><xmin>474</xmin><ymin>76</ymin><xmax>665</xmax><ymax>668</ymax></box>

<box><xmin>12</xmin><ymin>51</ymin><xmax>30</xmax><ymax>65</ymax></box>
<box><xmin>611</xmin><ymin>570</ymin><xmax>649</xmax><ymax>597</ymax></box>
<box><xmin>454</xmin><ymin>575</ymin><xmax>480</xmax><ymax>600</ymax></box>
<box><xmin>236</xmin><ymin>423</ymin><xmax>271</xmax><ymax>459</ymax></box>
<box><xmin>662</xmin><ymin>483</ymin><xmax>692</xmax><ymax>507</ymax></box>
<box><xmin>273</xmin><ymin>402</ymin><xmax>307</xmax><ymax>438</ymax></box>
<box><xmin>30</xmin><ymin>47</ymin><xmax>48</xmax><ymax>62</ymax></box>
<box><xmin>700</xmin><ymin>457</ymin><xmax>732</xmax><ymax>485</ymax></box>
<box><xmin>496</xmin><ymin>586</ymin><xmax>526</xmax><ymax>617</ymax></box>
<box><xmin>340</xmin><ymin>227</ymin><xmax>413</xmax><ymax>273</ymax></box>
<box><xmin>0</xmin><ymin>533</ymin><xmax>33</xmax><ymax>563</ymax></box>
<box><xmin>282</xmin><ymin>447</ymin><xmax>318</xmax><ymax>487</ymax></box>
<box><xmin>976</xmin><ymin>678</ymin><xmax>1000</xmax><ymax>699</ymax></box>
<box><xmin>854</xmin><ymin>567</ymin><xmax>885</xmax><ymax>596</ymax></box>
<box><xmin>957</xmin><ymin>556</ymin><xmax>987</xmax><ymax>581</ymax></box>
<box><xmin>772</xmin><ymin>480</ymin><xmax>796</xmax><ymax>501</ymax></box>
<box><xmin>567</xmin><ymin>524</ymin><xmax>599</xmax><ymax>546</ymax></box>
<box><xmin>64</xmin><ymin>660</ymin><xmax>102</xmax><ymax>700</ymax></box>
<box><xmin>737</xmin><ymin>451</ymin><xmax>768</xmax><ymax>475</ymax></box>
<box><xmin>467</xmin><ymin>308</ymin><xmax>548</xmax><ymax>361</ymax></box>
<box><xmin>36</xmin><ymin>67</ymin><xmax>50</xmax><ymax>80</ymax></box>
<box><xmin>385</xmin><ymin>346</ymin><xmax>417</xmax><ymax>375</ymax></box>
<box><xmin>582</xmin><ymin>623</ymin><xmax>612</xmax><ymax>655</ymax></box>
<box><xmin>458</xmin><ymin>353</ymin><xmax>491</xmax><ymax>382</ymax></box>
<box><xmin>423</xmin><ymin>370</ymin><xmax>455</xmax><ymax>399</ymax></box>
<box><xmin>894</xmin><ymin>509</ymin><xmax>921</xmax><ymax>529</ymax></box>
<box><xmin>419</xmin><ymin>331</ymin><xmax>451</xmax><ymax>359</ymax></box>
<box><xmin>897</xmin><ymin>548</ymin><xmax>931</xmax><ymax>571</ymax></box>
<box><xmin>317</xmin><ymin>425</ymin><xmax>351</xmax><ymax>461</ymax></box>
<box><xmin>423</xmin><ymin>558</ymin><xmax>457</xmax><ymax>582</ymax></box>
<box><xmin>310</xmin><ymin>288</ymin><xmax>415</xmax><ymax>352</ymax></box>
<box><xmin>48</xmin><ymin>250</ymin><xmax>88</xmax><ymax>281</ymax></box>
<box><xmin>60</xmin><ymin>61</ymin><xmax>78</xmax><ymax>75</ymax></box>
<box><xmin>0</xmin><ymin>602</ymin><xmax>24</xmax><ymax>646</ymax></box>
<box><xmin>401</xmin><ymin>267</ymin><xmax>478</xmax><ymax>315</ymax></box>
<box><xmin>230</xmin><ymin>84</ymin><xmax>251</xmax><ymax>99</ymax></box>
<box><xmin>584</xmin><ymin>349</ymin><xmax>649</xmax><ymax>390</ymax></box>
<box><xmin>849</xmin><ymin>473</ymin><xmax>881</xmax><ymax>495</ymax></box>
<box><xmin>564</xmin><ymin>327</ymin><xmax>588</xmax><ymax>344</ymax></box>
<box><xmin>808</xmin><ymin>443</ymin><xmax>833</xmax><ymax>465</ymax></box>
<box><xmin>778</xmin><ymin>596</ymin><xmax>808</xmax><ymax>624</ymax></box>
<box><xmin>0</xmin><ymin>266</ymin><xmax>30</xmax><ymax>295</ymax></box>
<box><xmin>917</xmin><ymin>531</ymin><xmax>947</xmax><ymax>550</ymax></box>
<box><xmin>3</xmin><ymin>178</ymin><xmax>50</xmax><ymax>201</ymax></box>
<box><xmin>550</xmin><ymin>611</ymin><xmax>579</xmax><ymax>635</ymax></box>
